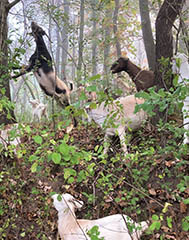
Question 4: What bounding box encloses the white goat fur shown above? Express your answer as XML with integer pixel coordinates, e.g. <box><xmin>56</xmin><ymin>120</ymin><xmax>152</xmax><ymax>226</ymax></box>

<box><xmin>30</xmin><ymin>99</ymin><xmax>48</xmax><ymax>122</ymax></box>
<box><xmin>52</xmin><ymin>193</ymin><xmax>148</xmax><ymax>240</ymax></box>
<box><xmin>87</xmin><ymin>94</ymin><xmax>147</xmax><ymax>154</ymax></box>
<box><xmin>0</xmin><ymin>124</ymin><xmax>22</xmax><ymax>154</ymax></box>
<box><xmin>34</xmin><ymin>70</ymin><xmax>72</xmax><ymax>106</ymax></box>
<box><xmin>172</xmin><ymin>53</ymin><xmax>189</xmax><ymax>144</ymax></box>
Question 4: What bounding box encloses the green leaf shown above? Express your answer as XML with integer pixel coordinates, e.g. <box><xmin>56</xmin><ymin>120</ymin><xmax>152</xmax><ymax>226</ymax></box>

<box><xmin>64</xmin><ymin>168</ymin><xmax>76</xmax><ymax>180</ymax></box>
<box><xmin>180</xmin><ymin>186</ymin><xmax>186</xmax><ymax>192</ymax></box>
<box><xmin>31</xmin><ymin>187</ymin><xmax>40</xmax><ymax>194</ymax></box>
<box><xmin>87</xmin><ymin>163</ymin><xmax>96</xmax><ymax>175</ymax></box>
<box><xmin>52</xmin><ymin>152</ymin><xmax>61</xmax><ymax>164</ymax></box>
<box><xmin>20</xmin><ymin>232</ymin><xmax>25</xmax><ymax>237</ymax></box>
<box><xmin>29</xmin><ymin>155</ymin><xmax>37</xmax><ymax>162</ymax></box>
<box><xmin>166</xmin><ymin>216</ymin><xmax>172</xmax><ymax>228</ymax></box>
<box><xmin>59</xmin><ymin>142</ymin><xmax>70</xmax><ymax>156</ymax></box>
<box><xmin>182</xmin><ymin>221</ymin><xmax>189</xmax><ymax>231</ymax></box>
<box><xmin>86</xmin><ymin>85</ymin><xmax>97</xmax><ymax>92</ymax></box>
<box><xmin>33</xmin><ymin>135</ymin><xmax>43</xmax><ymax>144</ymax></box>
<box><xmin>152</xmin><ymin>214</ymin><xmax>159</xmax><ymax>221</ymax></box>
<box><xmin>149</xmin><ymin>222</ymin><xmax>157</xmax><ymax>231</ymax></box>
<box><xmin>31</xmin><ymin>162</ymin><xmax>38</xmax><ymax>173</ymax></box>
<box><xmin>77</xmin><ymin>170</ymin><xmax>87</xmax><ymax>183</ymax></box>
<box><xmin>183</xmin><ymin>198</ymin><xmax>189</xmax><ymax>205</ymax></box>
<box><xmin>135</xmin><ymin>91</ymin><xmax>149</xmax><ymax>99</ymax></box>
<box><xmin>173</xmin><ymin>75</ymin><xmax>179</xmax><ymax>86</ymax></box>
<box><xmin>87</xmin><ymin>74</ymin><xmax>101</xmax><ymax>82</ymax></box>
<box><xmin>155</xmin><ymin>221</ymin><xmax>161</xmax><ymax>230</ymax></box>
<box><xmin>68</xmin><ymin>177</ymin><xmax>75</xmax><ymax>184</ymax></box>
<box><xmin>90</xmin><ymin>102</ymin><xmax>97</xmax><ymax>109</ymax></box>
<box><xmin>25</xmin><ymin>125</ymin><xmax>31</xmax><ymax>134</ymax></box>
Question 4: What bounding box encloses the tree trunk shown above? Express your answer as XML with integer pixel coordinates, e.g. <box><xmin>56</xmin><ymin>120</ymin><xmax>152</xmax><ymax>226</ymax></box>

<box><xmin>61</xmin><ymin>0</ymin><xmax>70</xmax><ymax>81</ymax></box>
<box><xmin>77</xmin><ymin>0</ymin><xmax>85</xmax><ymax>84</ymax></box>
<box><xmin>179</xmin><ymin>1</ymin><xmax>189</xmax><ymax>55</ymax></box>
<box><xmin>139</xmin><ymin>0</ymin><xmax>155</xmax><ymax>71</ymax></box>
<box><xmin>103</xmin><ymin>8</ymin><xmax>112</xmax><ymax>85</ymax></box>
<box><xmin>0</xmin><ymin>0</ymin><xmax>21</xmax><ymax>125</ymax></box>
<box><xmin>56</xmin><ymin>26</ymin><xmax>61</xmax><ymax>76</ymax></box>
<box><xmin>71</xmin><ymin>14</ymin><xmax>76</xmax><ymax>83</ymax></box>
<box><xmin>91</xmin><ymin>0</ymin><xmax>98</xmax><ymax>76</ymax></box>
<box><xmin>113</xmin><ymin>0</ymin><xmax>121</xmax><ymax>58</ymax></box>
<box><xmin>152</xmin><ymin>0</ymin><xmax>185</xmax><ymax>126</ymax></box>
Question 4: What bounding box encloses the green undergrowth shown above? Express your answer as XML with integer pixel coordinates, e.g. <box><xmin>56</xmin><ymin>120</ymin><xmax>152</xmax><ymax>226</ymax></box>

<box><xmin>0</xmin><ymin>118</ymin><xmax>188</xmax><ymax>239</ymax></box>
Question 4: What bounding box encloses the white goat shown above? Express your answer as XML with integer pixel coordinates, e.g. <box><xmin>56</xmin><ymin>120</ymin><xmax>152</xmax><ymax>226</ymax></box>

<box><xmin>172</xmin><ymin>53</ymin><xmax>189</xmax><ymax>144</ymax></box>
<box><xmin>30</xmin><ymin>99</ymin><xmax>48</xmax><ymax>122</ymax></box>
<box><xmin>52</xmin><ymin>193</ymin><xmax>148</xmax><ymax>240</ymax></box>
<box><xmin>0</xmin><ymin>123</ymin><xmax>22</xmax><ymax>154</ymax></box>
<box><xmin>86</xmin><ymin>94</ymin><xmax>147</xmax><ymax>154</ymax></box>
<box><xmin>116</xmin><ymin>76</ymin><xmax>136</xmax><ymax>95</ymax></box>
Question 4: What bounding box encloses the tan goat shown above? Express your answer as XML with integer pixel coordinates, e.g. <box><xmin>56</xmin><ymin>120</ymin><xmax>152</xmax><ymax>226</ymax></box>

<box><xmin>86</xmin><ymin>94</ymin><xmax>147</xmax><ymax>154</ymax></box>
<box><xmin>172</xmin><ymin>53</ymin><xmax>189</xmax><ymax>144</ymax></box>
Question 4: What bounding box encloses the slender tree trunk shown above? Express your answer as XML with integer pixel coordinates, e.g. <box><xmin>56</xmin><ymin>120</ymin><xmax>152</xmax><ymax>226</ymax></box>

<box><xmin>152</xmin><ymin>0</ymin><xmax>185</xmax><ymax>126</ymax></box>
<box><xmin>139</xmin><ymin>0</ymin><xmax>155</xmax><ymax>71</ymax></box>
<box><xmin>103</xmin><ymin>8</ymin><xmax>112</xmax><ymax>85</ymax></box>
<box><xmin>179</xmin><ymin>1</ymin><xmax>189</xmax><ymax>55</ymax></box>
<box><xmin>0</xmin><ymin>0</ymin><xmax>21</xmax><ymax>124</ymax></box>
<box><xmin>91</xmin><ymin>0</ymin><xmax>98</xmax><ymax>76</ymax></box>
<box><xmin>55</xmin><ymin>0</ymin><xmax>61</xmax><ymax>76</ymax></box>
<box><xmin>113</xmin><ymin>0</ymin><xmax>121</xmax><ymax>58</ymax></box>
<box><xmin>61</xmin><ymin>0</ymin><xmax>70</xmax><ymax>81</ymax></box>
<box><xmin>71</xmin><ymin>14</ymin><xmax>76</xmax><ymax>83</ymax></box>
<box><xmin>77</xmin><ymin>0</ymin><xmax>85</xmax><ymax>83</ymax></box>
<box><xmin>56</xmin><ymin>27</ymin><xmax>61</xmax><ymax>76</ymax></box>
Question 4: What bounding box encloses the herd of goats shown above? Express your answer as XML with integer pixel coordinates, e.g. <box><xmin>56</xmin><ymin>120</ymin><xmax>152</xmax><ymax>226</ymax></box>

<box><xmin>0</xmin><ymin>22</ymin><xmax>188</xmax><ymax>239</ymax></box>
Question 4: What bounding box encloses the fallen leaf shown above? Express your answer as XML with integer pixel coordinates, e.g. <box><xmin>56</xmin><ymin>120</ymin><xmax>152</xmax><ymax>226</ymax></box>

<box><xmin>180</xmin><ymin>201</ymin><xmax>187</xmax><ymax>213</ymax></box>
<box><xmin>149</xmin><ymin>188</ymin><xmax>156</xmax><ymax>196</ymax></box>
<box><xmin>165</xmin><ymin>234</ymin><xmax>177</xmax><ymax>240</ymax></box>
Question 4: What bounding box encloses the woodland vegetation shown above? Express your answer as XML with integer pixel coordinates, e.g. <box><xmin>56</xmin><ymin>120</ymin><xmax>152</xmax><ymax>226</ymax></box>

<box><xmin>0</xmin><ymin>0</ymin><xmax>189</xmax><ymax>239</ymax></box>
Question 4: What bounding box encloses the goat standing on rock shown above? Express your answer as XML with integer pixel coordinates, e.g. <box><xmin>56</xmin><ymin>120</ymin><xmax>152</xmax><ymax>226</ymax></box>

<box><xmin>52</xmin><ymin>193</ymin><xmax>148</xmax><ymax>240</ymax></box>
<box><xmin>12</xmin><ymin>22</ymin><xmax>76</xmax><ymax>126</ymax></box>
<box><xmin>111</xmin><ymin>57</ymin><xmax>154</xmax><ymax>92</ymax></box>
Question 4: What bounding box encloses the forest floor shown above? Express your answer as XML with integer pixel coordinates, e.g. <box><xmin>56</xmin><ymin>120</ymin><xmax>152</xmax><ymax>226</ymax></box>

<box><xmin>0</xmin><ymin>120</ymin><xmax>188</xmax><ymax>240</ymax></box>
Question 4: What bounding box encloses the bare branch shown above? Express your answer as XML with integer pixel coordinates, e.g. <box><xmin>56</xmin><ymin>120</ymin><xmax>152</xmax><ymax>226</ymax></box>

<box><xmin>7</xmin><ymin>0</ymin><xmax>21</xmax><ymax>11</ymax></box>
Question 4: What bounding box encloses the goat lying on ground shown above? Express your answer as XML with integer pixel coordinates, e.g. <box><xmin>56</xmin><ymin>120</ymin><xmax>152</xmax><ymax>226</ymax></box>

<box><xmin>111</xmin><ymin>57</ymin><xmax>154</xmax><ymax>92</ymax></box>
<box><xmin>12</xmin><ymin>22</ymin><xmax>76</xmax><ymax>126</ymax></box>
<box><xmin>29</xmin><ymin>99</ymin><xmax>48</xmax><ymax>122</ymax></box>
<box><xmin>172</xmin><ymin>53</ymin><xmax>189</xmax><ymax>145</ymax></box>
<box><xmin>86</xmin><ymin>92</ymin><xmax>147</xmax><ymax>154</ymax></box>
<box><xmin>52</xmin><ymin>193</ymin><xmax>148</xmax><ymax>240</ymax></box>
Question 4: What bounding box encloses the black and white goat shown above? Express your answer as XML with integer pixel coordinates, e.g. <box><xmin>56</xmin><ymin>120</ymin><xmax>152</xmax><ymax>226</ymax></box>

<box><xmin>172</xmin><ymin>53</ymin><xmax>189</xmax><ymax>145</ymax></box>
<box><xmin>111</xmin><ymin>57</ymin><xmax>155</xmax><ymax>92</ymax></box>
<box><xmin>52</xmin><ymin>193</ymin><xmax>148</xmax><ymax>240</ymax></box>
<box><xmin>12</xmin><ymin>22</ymin><xmax>76</xmax><ymax>126</ymax></box>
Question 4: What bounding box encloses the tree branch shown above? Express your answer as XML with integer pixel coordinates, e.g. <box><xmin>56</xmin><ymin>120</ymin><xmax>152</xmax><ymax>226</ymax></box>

<box><xmin>7</xmin><ymin>0</ymin><xmax>21</xmax><ymax>11</ymax></box>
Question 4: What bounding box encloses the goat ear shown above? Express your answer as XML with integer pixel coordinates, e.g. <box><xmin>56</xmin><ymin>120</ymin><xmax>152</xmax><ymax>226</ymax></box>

<box><xmin>69</xmin><ymin>82</ymin><xmax>73</xmax><ymax>91</ymax></box>
<box><xmin>72</xmin><ymin>198</ymin><xmax>84</xmax><ymax>209</ymax></box>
